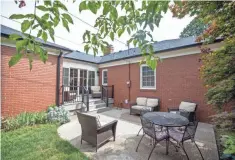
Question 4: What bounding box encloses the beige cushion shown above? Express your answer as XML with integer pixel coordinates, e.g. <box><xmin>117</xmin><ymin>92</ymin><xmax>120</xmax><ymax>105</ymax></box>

<box><xmin>93</xmin><ymin>91</ymin><xmax>101</xmax><ymax>94</ymax></box>
<box><xmin>147</xmin><ymin>98</ymin><xmax>159</xmax><ymax>107</ymax></box>
<box><xmin>136</xmin><ymin>97</ymin><xmax>147</xmax><ymax>106</ymax></box>
<box><xmin>91</xmin><ymin>86</ymin><xmax>100</xmax><ymax>92</ymax></box>
<box><xmin>132</xmin><ymin>105</ymin><xmax>152</xmax><ymax>111</ymax></box>
<box><xmin>179</xmin><ymin>101</ymin><xmax>196</xmax><ymax>112</ymax></box>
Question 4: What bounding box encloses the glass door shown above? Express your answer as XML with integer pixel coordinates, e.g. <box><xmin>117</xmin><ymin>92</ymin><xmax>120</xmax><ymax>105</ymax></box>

<box><xmin>70</xmin><ymin>68</ymin><xmax>78</xmax><ymax>91</ymax></box>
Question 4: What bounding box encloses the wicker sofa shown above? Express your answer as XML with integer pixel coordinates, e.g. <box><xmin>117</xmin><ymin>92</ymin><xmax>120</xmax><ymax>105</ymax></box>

<box><xmin>76</xmin><ymin>112</ymin><xmax>118</xmax><ymax>152</ymax></box>
<box><xmin>130</xmin><ymin>97</ymin><xmax>160</xmax><ymax>115</ymax></box>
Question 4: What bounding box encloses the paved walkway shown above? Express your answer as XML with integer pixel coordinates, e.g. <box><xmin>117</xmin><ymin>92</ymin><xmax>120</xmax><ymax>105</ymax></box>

<box><xmin>57</xmin><ymin>108</ymin><xmax>219</xmax><ymax>160</ymax></box>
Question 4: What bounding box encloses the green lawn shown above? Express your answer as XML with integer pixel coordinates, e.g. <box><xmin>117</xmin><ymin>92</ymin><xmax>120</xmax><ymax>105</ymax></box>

<box><xmin>1</xmin><ymin>124</ymin><xmax>88</xmax><ymax>160</ymax></box>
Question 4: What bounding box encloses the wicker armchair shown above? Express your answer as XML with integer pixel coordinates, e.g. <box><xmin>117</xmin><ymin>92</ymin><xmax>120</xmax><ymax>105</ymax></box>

<box><xmin>91</xmin><ymin>86</ymin><xmax>101</xmax><ymax>98</ymax></box>
<box><xmin>76</xmin><ymin>112</ymin><xmax>118</xmax><ymax>152</ymax></box>
<box><xmin>168</xmin><ymin>101</ymin><xmax>198</xmax><ymax>123</ymax></box>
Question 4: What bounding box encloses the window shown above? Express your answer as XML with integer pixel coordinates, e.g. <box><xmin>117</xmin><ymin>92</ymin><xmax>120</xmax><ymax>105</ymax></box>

<box><xmin>70</xmin><ymin>68</ymin><xmax>78</xmax><ymax>91</ymax></box>
<box><xmin>63</xmin><ymin>68</ymin><xmax>69</xmax><ymax>86</ymax></box>
<box><xmin>102</xmin><ymin>69</ymin><xmax>108</xmax><ymax>85</ymax></box>
<box><xmin>88</xmin><ymin>71</ymin><xmax>95</xmax><ymax>86</ymax></box>
<box><xmin>140</xmin><ymin>64</ymin><xmax>156</xmax><ymax>89</ymax></box>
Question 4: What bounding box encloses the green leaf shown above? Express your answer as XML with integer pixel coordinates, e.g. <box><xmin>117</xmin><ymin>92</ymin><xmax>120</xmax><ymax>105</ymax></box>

<box><xmin>49</xmin><ymin>28</ymin><xmax>55</xmax><ymax>41</ymax></box>
<box><xmin>88</xmin><ymin>2</ymin><xmax>97</xmax><ymax>14</ymax></box>
<box><xmin>21</xmin><ymin>20</ymin><xmax>31</xmax><ymax>33</ymax></box>
<box><xmin>9</xmin><ymin>53</ymin><xmax>23</xmax><ymax>67</ymax></box>
<box><xmin>37</xmin><ymin>30</ymin><xmax>42</xmax><ymax>37</ymax></box>
<box><xmin>36</xmin><ymin>5</ymin><xmax>49</xmax><ymax>11</ymax></box>
<box><xmin>84</xmin><ymin>44</ymin><xmax>90</xmax><ymax>53</ymax></box>
<box><xmin>42</xmin><ymin>31</ymin><xmax>48</xmax><ymax>42</ymax></box>
<box><xmin>39</xmin><ymin>48</ymin><xmax>48</xmax><ymax>63</ymax></box>
<box><xmin>27</xmin><ymin>54</ymin><xmax>33</xmax><ymax>70</ymax></box>
<box><xmin>9</xmin><ymin>34</ymin><xmax>22</xmax><ymax>41</ymax></box>
<box><xmin>149</xmin><ymin>23</ymin><xmax>154</xmax><ymax>32</ymax></box>
<box><xmin>32</xmin><ymin>24</ymin><xmax>39</xmax><ymax>29</ymax></box>
<box><xmin>62</xmin><ymin>13</ymin><xmax>73</xmax><ymax>24</ymax></box>
<box><xmin>133</xmin><ymin>39</ymin><xmax>138</xmax><ymax>47</ymax></box>
<box><xmin>55</xmin><ymin>1</ymin><xmax>68</xmax><ymax>11</ymax></box>
<box><xmin>44</xmin><ymin>1</ymin><xmax>51</xmax><ymax>6</ymax></box>
<box><xmin>91</xmin><ymin>35</ymin><xmax>97</xmax><ymax>45</ymax></box>
<box><xmin>110</xmin><ymin>7</ymin><xmax>118</xmax><ymax>19</ymax></box>
<box><xmin>79</xmin><ymin>1</ymin><xmax>87</xmax><ymax>12</ymax></box>
<box><xmin>53</xmin><ymin>16</ymin><xmax>60</xmax><ymax>27</ymax></box>
<box><xmin>127</xmin><ymin>27</ymin><xmax>131</xmax><ymax>34</ymax></box>
<box><xmin>42</xmin><ymin>13</ymin><xmax>49</xmax><ymax>21</ymax></box>
<box><xmin>110</xmin><ymin>32</ymin><xmax>114</xmax><ymax>41</ymax></box>
<box><xmin>103</xmin><ymin>3</ymin><xmax>109</xmax><ymax>15</ymax></box>
<box><xmin>9</xmin><ymin>14</ymin><xmax>25</xmax><ymax>19</ymax></box>
<box><xmin>62</xmin><ymin>18</ymin><xmax>70</xmax><ymax>32</ymax></box>
<box><xmin>16</xmin><ymin>39</ymin><xmax>28</xmax><ymax>53</ymax></box>
<box><xmin>118</xmin><ymin>28</ymin><xmax>124</xmax><ymax>37</ymax></box>
<box><xmin>25</xmin><ymin>14</ymin><xmax>35</xmax><ymax>19</ymax></box>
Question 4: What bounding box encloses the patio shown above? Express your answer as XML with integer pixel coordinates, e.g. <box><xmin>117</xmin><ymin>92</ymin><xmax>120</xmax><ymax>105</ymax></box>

<box><xmin>57</xmin><ymin>108</ymin><xmax>219</xmax><ymax>160</ymax></box>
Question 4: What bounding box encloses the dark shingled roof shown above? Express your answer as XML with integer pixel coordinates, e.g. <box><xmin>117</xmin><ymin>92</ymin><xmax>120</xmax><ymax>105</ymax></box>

<box><xmin>1</xmin><ymin>24</ymin><xmax>72</xmax><ymax>52</ymax></box>
<box><xmin>64</xmin><ymin>36</ymin><xmax>204</xmax><ymax>64</ymax></box>
<box><xmin>99</xmin><ymin>36</ymin><xmax>201</xmax><ymax>63</ymax></box>
<box><xmin>64</xmin><ymin>50</ymin><xmax>102</xmax><ymax>63</ymax></box>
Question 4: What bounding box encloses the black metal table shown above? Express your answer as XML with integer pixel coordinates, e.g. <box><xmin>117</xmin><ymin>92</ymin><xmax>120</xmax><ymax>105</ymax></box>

<box><xmin>142</xmin><ymin>112</ymin><xmax>189</xmax><ymax>154</ymax></box>
<box><xmin>143</xmin><ymin>112</ymin><xmax>189</xmax><ymax>127</ymax></box>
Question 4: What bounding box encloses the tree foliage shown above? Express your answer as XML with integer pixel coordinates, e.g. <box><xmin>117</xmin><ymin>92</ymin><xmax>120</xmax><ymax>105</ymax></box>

<box><xmin>9</xmin><ymin>0</ymin><xmax>181</xmax><ymax>70</ymax></box>
<box><xmin>9</xmin><ymin>0</ymin><xmax>73</xmax><ymax>70</ymax></box>
<box><xmin>171</xmin><ymin>1</ymin><xmax>235</xmax><ymax>110</ymax></box>
<box><xmin>180</xmin><ymin>18</ymin><xmax>207</xmax><ymax>38</ymax></box>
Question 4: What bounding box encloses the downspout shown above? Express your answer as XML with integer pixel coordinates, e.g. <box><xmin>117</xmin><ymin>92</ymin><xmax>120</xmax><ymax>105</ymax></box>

<box><xmin>127</xmin><ymin>43</ymin><xmax>131</xmax><ymax>103</ymax></box>
<box><xmin>56</xmin><ymin>50</ymin><xmax>63</xmax><ymax>106</ymax></box>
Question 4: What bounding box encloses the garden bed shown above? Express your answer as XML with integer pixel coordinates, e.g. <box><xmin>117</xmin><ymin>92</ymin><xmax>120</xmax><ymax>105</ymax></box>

<box><xmin>215</xmin><ymin>129</ymin><xmax>235</xmax><ymax>160</ymax></box>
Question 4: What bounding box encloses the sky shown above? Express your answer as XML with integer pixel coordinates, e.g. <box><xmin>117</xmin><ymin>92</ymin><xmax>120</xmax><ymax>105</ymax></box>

<box><xmin>0</xmin><ymin>0</ymin><xmax>194</xmax><ymax>55</ymax></box>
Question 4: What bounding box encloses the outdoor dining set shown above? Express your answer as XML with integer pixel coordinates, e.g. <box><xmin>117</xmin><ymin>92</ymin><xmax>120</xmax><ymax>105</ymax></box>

<box><xmin>76</xmin><ymin>97</ymin><xmax>204</xmax><ymax>160</ymax></box>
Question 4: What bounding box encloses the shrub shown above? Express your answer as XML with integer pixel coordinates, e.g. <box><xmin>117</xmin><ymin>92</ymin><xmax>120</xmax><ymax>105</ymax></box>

<box><xmin>220</xmin><ymin>135</ymin><xmax>235</xmax><ymax>160</ymax></box>
<box><xmin>211</xmin><ymin>112</ymin><xmax>235</xmax><ymax>130</ymax></box>
<box><xmin>47</xmin><ymin>107</ymin><xmax>70</xmax><ymax>124</ymax></box>
<box><xmin>2</xmin><ymin>112</ymin><xmax>47</xmax><ymax>131</ymax></box>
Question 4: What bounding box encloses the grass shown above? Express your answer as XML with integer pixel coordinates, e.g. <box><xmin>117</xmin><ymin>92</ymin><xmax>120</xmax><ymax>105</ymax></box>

<box><xmin>1</xmin><ymin>124</ymin><xmax>88</xmax><ymax>160</ymax></box>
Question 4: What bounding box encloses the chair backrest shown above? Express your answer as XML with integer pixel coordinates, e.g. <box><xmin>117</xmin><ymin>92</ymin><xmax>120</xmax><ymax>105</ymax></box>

<box><xmin>136</xmin><ymin>97</ymin><xmax>147</xmax><ymax>106</ymax></box>
<box><xmin>179</xmin><ymin>109</ymin><xmax>191</xmax><ymax>120</ymax></box>
<box><xmin>179</xmin><ymin>101</ymin><xmax>197</xmax><ymax>112</ymax></box>
<box><xmin>76</xmin><ymin>112</ymin><xmax>98</xmax><ymax>134</ymax></box>
<box><xmin>91</xmin><ymin>86</ymin><xmax>100</xmax><ymax>92</ymax></box>
<box><xmin>146</xmin><ymin>98</ymin><xmax>159</xmax><ymax>107</ymax></box>
<box><xmin>140</xmin><ymin>116</ymin><xmax>155</xmax><ymax>139</ymax></box>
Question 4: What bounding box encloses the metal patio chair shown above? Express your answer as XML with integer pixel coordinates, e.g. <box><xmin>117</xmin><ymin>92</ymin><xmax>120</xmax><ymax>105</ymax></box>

<box><xmin>168</xmin><ymin>121</ymin><xmax>204</xmax><ymax>160</ymax></box>
<box><xmin>136</xmin><ymin>115</ymin><xmax>168</xmax><ymax>160</ymax></box>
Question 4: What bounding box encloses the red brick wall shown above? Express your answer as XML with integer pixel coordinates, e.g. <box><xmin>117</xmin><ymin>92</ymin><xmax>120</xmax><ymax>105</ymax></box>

<box><xmin>1</xmin><ymin>45</ymin><xmax>63</xmax><ymax>117</ymax></box>
<box><xmin>100</xmin><ymin>53</ymin><xmax>215</xmax><ymax>122</ymax></box>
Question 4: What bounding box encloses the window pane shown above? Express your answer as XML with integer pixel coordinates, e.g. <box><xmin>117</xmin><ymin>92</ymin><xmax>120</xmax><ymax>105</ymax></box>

<box><xmin>141</xmin><ymin>65</ymin><xmax>155</xmax><ymax>88</ymax></box>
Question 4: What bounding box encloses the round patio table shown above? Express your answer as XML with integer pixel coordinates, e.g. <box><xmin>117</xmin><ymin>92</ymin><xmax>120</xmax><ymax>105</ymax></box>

<box><xmin>142</xmin><ymin>112</ymin><xmax>189</xmax><ymax>127</ymax></box>
<box><xmin>142</xmin><ymin>112</ymin><xmax>189</xmax><ymax>155</ymax></box>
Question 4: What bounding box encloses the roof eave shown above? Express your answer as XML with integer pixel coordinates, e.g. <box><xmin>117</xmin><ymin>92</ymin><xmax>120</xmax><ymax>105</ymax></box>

<box><xmin>1</xmin><ymin>33</ymin><xmax>73</xmax><ymax>52</ymax></box>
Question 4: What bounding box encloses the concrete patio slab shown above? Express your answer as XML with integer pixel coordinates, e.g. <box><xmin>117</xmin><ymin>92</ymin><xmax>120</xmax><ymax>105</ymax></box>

<box><xmin>57</xmin><ymin>108</ymin><xmax>219</xmax><ymax>160</ymax></box>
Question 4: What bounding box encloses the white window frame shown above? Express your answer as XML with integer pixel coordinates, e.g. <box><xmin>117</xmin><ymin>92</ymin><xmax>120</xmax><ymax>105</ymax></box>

<box><xmin>102</xmin><ymin>69</ymin><xmax>108</xmax><ymax>85</ymax></box>
<box><xmin>140</xmin><ymin>64</ymin><xmax>156</xmax><ymax>90</ymax></box>
<box><xmin>63</xmin><ymin>68</ymin><xmax>69</xmax><ymax>86</ymax></box>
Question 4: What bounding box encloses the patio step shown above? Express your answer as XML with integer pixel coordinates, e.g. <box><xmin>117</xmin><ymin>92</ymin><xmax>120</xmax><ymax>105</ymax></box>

<box><xmin>62</xmin><ymin>99</ymin><xmax>113</xmax><ymax>116</ymax></box>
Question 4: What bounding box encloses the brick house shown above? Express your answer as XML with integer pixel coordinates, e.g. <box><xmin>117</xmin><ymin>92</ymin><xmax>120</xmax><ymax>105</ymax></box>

<box><xmin>1</xmin><ymin>25</ymin><xmax>72</xmax><ymax>117</ymax></box>
<box><xmin>1</xmin><ymin>25</ymin><xmax>223</xmax><ymax>122</ymax></box>
<box><xmin>64</xmin><ymin>37</ymin><xmax>223</xmax><ymax>122</ymax></box>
